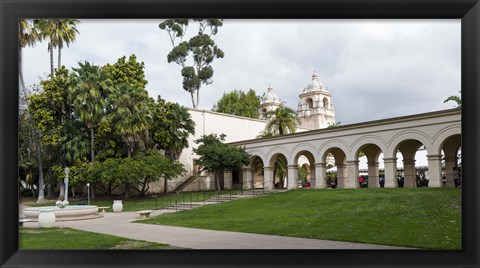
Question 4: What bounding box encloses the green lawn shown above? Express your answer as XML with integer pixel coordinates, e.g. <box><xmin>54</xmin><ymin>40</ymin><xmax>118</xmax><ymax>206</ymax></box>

<box><xmin>23</xmin><ymin>190</ymin><xmax>242</xmax><ymax>212</ymax></box>
<box><xmin>19</xmin><ymin>227</ymin><xmax>171</xmax><ymax>249</ymax></box>
<box><xmin>139</xmin><ymin>188</ymin><xmax>461</xmax><ymax>249</ymax></box>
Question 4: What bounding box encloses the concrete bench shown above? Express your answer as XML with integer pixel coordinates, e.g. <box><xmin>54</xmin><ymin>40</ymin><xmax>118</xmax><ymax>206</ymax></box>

<box><xmin>135</xmin><ymin>210</ymin><xmax>153</xmax><ymax>219</ymax></box>
<box><xmin>19</xmin><ymin>218</ymin><xmax>32</xmax><ymax>227</ymax></box>
<box><xmin>97</xmin><ymin>206</ymin><xmax>110</xmax><ymax>213</ymax></box>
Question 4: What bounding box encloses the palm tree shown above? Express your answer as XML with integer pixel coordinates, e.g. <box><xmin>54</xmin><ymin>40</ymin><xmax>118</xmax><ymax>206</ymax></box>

<box><xmin>108</xmin><ymin>84</ymin><xmax>150</xmax><ymax>198</ymax></box>
<box><xmin>264</xmin><ymin>105</ymin><xmax>298</xmax><ymax>135</ymax></box>
<box><xmin>19</xmin><ymin>19</ymin><xmax>39</xmax><ymax>92</ymax></box>
<box><xmin>272</xmin><ymin>157</ymin><xmax>287</xmax><ymax>188</ymax></box>
<box><xmin>70</xmin><ymin>61</ymin><xmax>107</xmax><ymax>163</ymax></box>
<box><xmin>19</xmin><ymin>19</ymin><xmax>47</xmax><ymax>203</ymax></box>
<box><xmin>444</xmin><ymin>92</ymin><xmax>462</xmax><ymax>108</ymax></box>
<box><xmin>34</xmin><ymin>19</ymin><xmax>79</xmax><ymax>76</ymax></box>
<box><xmin>164</xmin><ymin>103</ymin><xmax>196</xmax><ymax>161</ymax></box>
<box><xmin>327</xmin><ymin>121</ymin><xmax>342</xmax><ymax>128</ymax></box>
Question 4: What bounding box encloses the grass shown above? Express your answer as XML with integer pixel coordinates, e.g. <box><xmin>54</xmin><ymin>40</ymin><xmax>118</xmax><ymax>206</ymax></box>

<box><xmin>23</xmin><ymin>190</ymin><xmax>243</xmax><ymax>212</ymax></box>
<box><xmin>139</xmin><ymin>188</ymin><xmax>461</xmax><ymax>249</ymax></box>
<box><xmin>19</xmin><ymin>227</ymin><xmax>172</xmax><ymax>250</ymax></box>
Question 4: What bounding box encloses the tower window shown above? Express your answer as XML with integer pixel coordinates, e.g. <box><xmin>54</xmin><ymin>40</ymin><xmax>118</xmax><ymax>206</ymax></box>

<box><xmin>323</xmin><ymin>97</ymin><xmax>329</xmax><ymax>109</ymax></box>
<box><xmin>306</xmin><ymin>98</ymin><xmax>313</xmax><ymax>109</ymax></box>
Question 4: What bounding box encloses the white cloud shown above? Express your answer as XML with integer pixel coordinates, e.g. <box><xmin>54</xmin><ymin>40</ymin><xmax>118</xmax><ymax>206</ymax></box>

<box><xmin>22</xmin><ymin>19</ymin><xmax>460</xmax><ymax>125</ymax></box>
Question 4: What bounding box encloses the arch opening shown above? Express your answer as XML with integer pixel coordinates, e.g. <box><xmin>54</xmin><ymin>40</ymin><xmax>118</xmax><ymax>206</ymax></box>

<box><xmin>269</xmin><ymin>153</ymin><xmax>288</xmax><ymax>189</ymax></box>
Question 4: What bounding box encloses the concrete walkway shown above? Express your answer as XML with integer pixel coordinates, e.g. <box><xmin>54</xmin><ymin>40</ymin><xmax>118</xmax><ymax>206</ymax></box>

<box><xmin>23</xmin><ymin>208</ymin><xmax>411</xmax><ymax>249</ymax></box>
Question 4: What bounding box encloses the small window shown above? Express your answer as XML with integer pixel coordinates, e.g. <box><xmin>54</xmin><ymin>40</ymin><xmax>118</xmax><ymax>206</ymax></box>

<box><xmin>323</xmin><ymin>97</ymin><xmax>329</xmax><ymax>109</ymax></box>
<box><xmin>306</xmin><ymin>98</ymin><xmax>313</xmax><ymax>109</ymax></box>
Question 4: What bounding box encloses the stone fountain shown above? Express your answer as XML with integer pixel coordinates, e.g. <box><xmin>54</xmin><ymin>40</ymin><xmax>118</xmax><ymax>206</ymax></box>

<box><xmin>23</xmin><ymin>167</ymin><xmax>101</xmax><ymax>222</ymax></box>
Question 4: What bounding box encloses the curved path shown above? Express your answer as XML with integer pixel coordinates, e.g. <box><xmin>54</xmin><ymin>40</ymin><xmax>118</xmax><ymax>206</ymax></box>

<box><xmin>23</xmin><ymin>208</ymin><xmax>411</xmax><ymax>249</ymax></box>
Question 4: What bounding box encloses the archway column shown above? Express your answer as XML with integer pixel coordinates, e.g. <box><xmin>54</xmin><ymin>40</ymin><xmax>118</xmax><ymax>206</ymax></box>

<box><xmin>345</xmin><ymin>160</ymin><xmax>359</xmax><ymax>188</ymax></box>
<box><xmin>427</xmin><ymin>154</ymin><xmax>443</xmax><ymax>187</ymax></box>
<box><xmin>287</xmin><ymin>165</ymin><xmax>299</xmax><ymax>190</ymax></box>
<box><xmin>263</xmin><ymin>166</ymin><xmax>275</xmax><ymax>191</ymax></box>
<box><xmin>383</xmin><ymin>157</ymin><xmax>398</xmax><ymax>188</ymax></box>
<box><xmin>309</xmin><ymin>165</ymin><xmax>316</xmax><ymax>188</ymax></box>
<box><xmin>367</xmin><ymin>161</ymin><xmax>380</xmax><ymax>188</ymax></box>
<box><xmin>403</xmin><ymin>159</ymin><xmax>416</xmax><ymax>188</ymax></box>
<box><xmin>242</xmin><ymin>167</ymin><xmax>253</xmax><ymax>190</ymax></box>
<box><xmin>315</xmin><ymin>163</ymin><xmax>327</xmax><ymax>189</ymax></box>
<box><xmin>444</xmin><ymin>155</ymin><xmax>457</xmax><ymax>187</ymax></box>
<box><xmin>336</xmin><ymin>162</ymin><xmax>346</xmax><ymax>188</ymax></box>
<box><xmin>223</xmin><ymin>171</ymin><xmax>232</xmax><ymax>190</ymax></box>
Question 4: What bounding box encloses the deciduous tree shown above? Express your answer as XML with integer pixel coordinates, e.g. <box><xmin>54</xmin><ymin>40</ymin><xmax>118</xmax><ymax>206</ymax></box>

<box><xmin>212</xmin><ymin>89</ymin><xmax>260</xmax><ymax>118</ymax></box>
<box><xmin>193</xmin><ymin>134</ymin><xmax>250</xmax><ymax>191</ymax></box>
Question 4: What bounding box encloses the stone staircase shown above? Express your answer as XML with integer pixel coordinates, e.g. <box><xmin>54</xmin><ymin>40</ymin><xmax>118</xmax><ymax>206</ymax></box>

<box><xmin>171</xmin><ymin>175</ymin><xmax>197</xmax><ymax>193</ymax></box>
<box><xmin>164</xmin><ymin>190</ymin><xmax>267</xmax><ymax>212</ymax></box>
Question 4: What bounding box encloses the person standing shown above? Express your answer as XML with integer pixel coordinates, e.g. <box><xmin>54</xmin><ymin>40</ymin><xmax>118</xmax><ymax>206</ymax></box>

<box><xmin>379</xmin><ymin>176</ymin><xmax>385</xmax><ymax>188</ymax></box>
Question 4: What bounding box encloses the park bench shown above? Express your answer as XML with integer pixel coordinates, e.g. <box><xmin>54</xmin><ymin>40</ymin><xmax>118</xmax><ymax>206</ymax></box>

<box><xmin>135</xmin><ymin>210</ymin><xmax>153</xmax><ymax>219</ymax></box>
<box><xmin>97</xmin><ymin>206</ymin><xmax>110</xmax><ymax>213</ymax></box>
<box><xmin>19</xmin><ymin>218</ymin><xmax>32</xmax><ymax>227</ymax></box>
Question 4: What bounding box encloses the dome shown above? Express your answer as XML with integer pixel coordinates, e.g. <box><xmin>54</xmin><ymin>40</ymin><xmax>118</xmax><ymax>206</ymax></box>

<box><xmin>260</xmin><ymin>84</ymin><xmax>281</xmax><ymax>104</ymax></box>
<box><xmin>304</xmin><ymin>71</ymin><xmax>326</xmax><ymax>92</ymax></box>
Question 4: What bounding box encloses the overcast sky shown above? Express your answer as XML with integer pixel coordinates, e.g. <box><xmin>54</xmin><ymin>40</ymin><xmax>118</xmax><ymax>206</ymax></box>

<box><xmin>22</xmin><ymin>19</ymin><xmax>461</xmax><ymax>125</ymax></box>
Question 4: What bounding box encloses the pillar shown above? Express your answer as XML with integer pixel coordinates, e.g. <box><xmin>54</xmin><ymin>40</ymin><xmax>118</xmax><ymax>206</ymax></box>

<box><xmin>223</xmin><ymin>171</ymin><xmax>232</xmax><ymax>190</ymax></box>
<box><xmin>403</xmin><ymin>159</ymin><xmax>416</xmax><ymax>188</ymax></box>
<box><xmin>336</xmin><ymin>162</ymin><xmax>346</xmax><ymax>188</ymax></box>
<box><xmin>367</xmin><ymin>161</ymin><xmax>380</xmax><ymax>188</ymax></box>
<box><xmin>242</xmin><ymin>167</ymin><xmax>253</xmax><ymax>190</ymax></box>
<box><xmin>315</xmin><ymin>163</ymin><xmax>327</xmax><ymax>189</ymax></box>
<box><xmin>287</xmin><ymin>165</ymin><xmax>299</xmax><ymax>190</ymax></box>
<box><xmin>383</xmin><ymin>158</ymin><xmax>398</xmax><ymax>188</ymax></box>
<box><xmin>427</xmin><ymin>154</ymin><xmax>443</xmax><ymax>187</ymax></box>
<box><xmin>444</xmin><ymin>155</ymin><xmax>456</xmax><ymax>187</ymax></box>
<box><xmin>345</xmin><ymin>160</ymin><xmax>359</xmax><ymax>188</ymax></box>
<box><xmin>263</xmin><ymin>166</ymin><xmax>274</xmax><ymax>191</ymax></box>
<box><xmin>309</xmin><ymin>165</ymin><xmax>316</xmax><ymax>188</ymax></box>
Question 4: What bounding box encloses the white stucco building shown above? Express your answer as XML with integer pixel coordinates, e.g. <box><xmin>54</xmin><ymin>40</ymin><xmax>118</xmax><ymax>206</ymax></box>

<box><xmin>148</xmin><ymin>71</ymin><xmax>332</xmax><ymax>193</ymax></box>
<box><xmin>146</xmin><ymin>71</ymin><xmax>460</xmax><ymax>193</ymax></box>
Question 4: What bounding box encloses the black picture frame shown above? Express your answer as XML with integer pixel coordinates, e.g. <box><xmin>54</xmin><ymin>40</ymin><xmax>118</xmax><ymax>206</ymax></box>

<box><xmin>1</xmin><ymin>0</ymin><xmax>479</xmax><ymax>267</ymax></box>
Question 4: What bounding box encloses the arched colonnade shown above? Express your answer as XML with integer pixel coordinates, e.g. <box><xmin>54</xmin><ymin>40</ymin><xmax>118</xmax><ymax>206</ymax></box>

<box><xmin>226</xmin><ymin>109</ymin><xmax>461</xmax><ymax>190</ymax></box>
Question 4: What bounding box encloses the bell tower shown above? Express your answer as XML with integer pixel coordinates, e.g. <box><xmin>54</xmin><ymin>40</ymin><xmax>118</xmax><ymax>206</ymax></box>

<box><xmin>296</xmin><ymin>71</ymin><xmax>335</xmax><ymax>129</ymax></box>
<box><xmin>258</xmin><ymin>84</ymin><xmax>282</xmax><ymax>120</ymax></box>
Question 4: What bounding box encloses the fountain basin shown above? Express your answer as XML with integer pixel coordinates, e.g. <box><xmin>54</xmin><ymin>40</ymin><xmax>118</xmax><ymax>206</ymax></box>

<box><xmin>24</xmin><ymin>205</ymin><xmax>99</xmax><ymax>219</ymax></box>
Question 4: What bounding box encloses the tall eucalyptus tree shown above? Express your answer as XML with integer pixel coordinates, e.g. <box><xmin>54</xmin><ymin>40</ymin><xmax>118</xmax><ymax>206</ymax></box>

<box><xmin>159</xmin><ymin>19</ymin><xmax>224</xmax><ymax>108</ymax></box>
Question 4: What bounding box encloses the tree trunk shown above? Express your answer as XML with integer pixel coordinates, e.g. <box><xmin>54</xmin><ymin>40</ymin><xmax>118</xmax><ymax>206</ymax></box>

<box><xmin>33</xmin><ymin>128</ymin><xmax>46</xmax><ymax>203</ymax></box>
<box><xmin>47</xmin><ymin>183</ymin><xmax>55</xmax><ymax>199</ymax></box>
<box><xmin>215</xmin><ymin>171</ymin><xmax>221</xmax><ymax>191</ymax></box>
<box><xmin>196</xmin><ymin>89</ymin><xmax>200</xmax><ymax>109</ymax></box>
<box><xmin>49</xmin><ymin>44</ymin><xmax>54</xmax><ymax>77</ymax></box>
<box><xmin>58</xmin><ymin>43</ymin><xmax>62</xmax><ymax>70</ymax></box>
<box><xmin>124</xmin><ymin>183</ymin><xmax>130</xmax><ymax>198</ymax></box>
<box><xmin>90</xmin><ymin>128</ymin><xmax>95</xmax><ymax>162</ymax></box>
<box><xmin>164</xmin><ymin>177</ymin><xmax>168</xmax><ymax>194</ymax></box>
<box><xmin>19</xmin><ymin>47</ymin><xmax>26</xmax><ymax>93</ymax></box>
<box><xmin>91</xmin><ymin>183</ymin><xmax>96</xmax><ymax>199</ymax></box>
<box><xmin>190</xmin><ymin>91</ymin><xmax>196</xmax><ymax>108</ymax></box>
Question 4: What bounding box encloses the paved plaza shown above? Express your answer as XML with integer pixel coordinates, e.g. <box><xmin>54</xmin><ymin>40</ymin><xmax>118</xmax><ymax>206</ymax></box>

<box><xmin>22</xmin><ymin>206</ymin><xmax>411</xmax><ymax>249</ymax></box>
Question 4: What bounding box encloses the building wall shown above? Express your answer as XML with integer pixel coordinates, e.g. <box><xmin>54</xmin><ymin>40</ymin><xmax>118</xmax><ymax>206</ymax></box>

<box><xmin>147</xmin><ymin>109</ymin><xmax>269</xmax><ymax>193</ymax></box>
